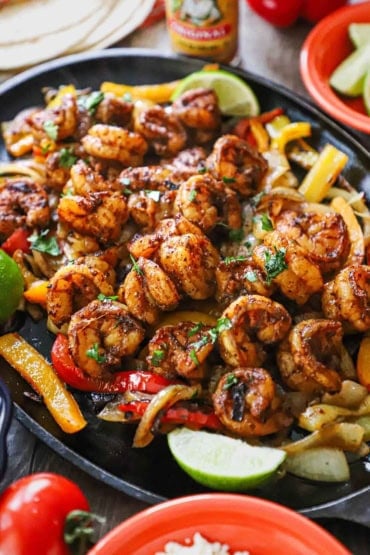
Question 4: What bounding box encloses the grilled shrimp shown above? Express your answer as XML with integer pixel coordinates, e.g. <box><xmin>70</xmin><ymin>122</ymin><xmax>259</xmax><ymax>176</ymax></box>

<box><xmin>67</xmin><ymin>160</ymin><xmax>122</xmax><ymax>195</ymax></box>
<box><xmin>206</xmin><ymin>134</ymin><xmax>268</xmax><ymax>197</ymax></box>
<box><xmin>2</xmin><ymin>107</ymin><xmax>38</xmax><ymax>157</ymax></box>
<box><xmin>0</xmin><ymin>179</ymin><xmax>50</xmax><ymax>238</ymax></box>
<box><xmin>218</xmin><ymin>294</ymin><xmax>291</xmax><ymax>367</ymax></box>
<box><xmin>215</xmin><ymin>258</ymin><xmax>275</xmax><ymax>305</ymax></box>
<box><xmin>158</xmin><ymin>232</ymin><xmax>220</xmax><ymax>299</ymax></box>
<box><xmin>134</xmin><ymin>104</ymin><xmax>187</xmax><ymax>157</ymax></box>
<box><xmin>94</xmin><ymin>93</ymin><xmax>133</xmax><ymax>127</ymax></box>
<box><xmin>119</xmin><ymin>165</ymin><xmax>177</xmax><ymax>192</ymax></box>
<box><xmin>118</xmin><ymin>257</ymin><xmax>180</xmax><ymax>324</ymax></box>
<box><xmin>277</xmin><ymin>319</ymin><xmax>348</xmax><ymax>394</ymax></box>
<box><xmin>46</xmin><ymin>257</ymin><xmax>115</xmax><ymax>329</ymax></box>
<box><xmin>253</xmin><ymin>231</ymin><xmax>323</xmax><ymax>305</ymax></box>
<box><xmin>213</xmin><ymin>368</ymin><xmax>292</xmax><ymax>437</ymax></box>
<box><xmin>57</xmin><ymin>190</ymin><xmax>128</xmax><ymax>244</ymax></box>
<box><xmin>146</xmin><ymin>321</ymin><xmax>214</xmax><ymax>380</ymax></box>
<box><xmin>274</xmin><ymin>209</ymin><xmax>350</xmax><ymax>273</ymax></box>
<box><xmin>174</xmin><ymin>174</ymin><xmax>242</xmax><ymax>233</ymax></box>
<box><xmin>322</xmin><ymin>265</ymin><xmax>370</xmax><ymax>333</ymax></box>
<box><xmin>30</xmin><ymin>94</ymin><xmax>79</xmax><ymax>141</ymax></box>
<box><xmin>171</xmin><ymin>88</ymin><xmax>221</xmax><ymax>144</ymax></box>
<box><xmin>127</xmin><ymin>189</ymin><xmax>176</xmax><ymax>232</ymax></box>
<box><xmin>163</xmin><ymin>146</ymin><xmax>207</xmax><ymax>181</ymax></box>
<box><xmin>68</xmin><ymin>299</ymin><xmax>145</xmax><ymax>378</ymax></box>
<box><xmin>128</xmin><ymin>215</ymin><xmax>204</xmax><ymax>259</ymax></box>
<box><xmin>81</xmin><ymin>124</ymin><xmax>148</xmax><ymax>166</ymax></box>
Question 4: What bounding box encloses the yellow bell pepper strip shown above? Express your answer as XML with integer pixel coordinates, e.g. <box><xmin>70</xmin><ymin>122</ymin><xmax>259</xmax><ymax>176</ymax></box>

<box><xmin>47</xmin><ymin>84</ymin><xmax>76</xmax><ymax>108</ymax></box>
<box><xmin>298</xmin><ymin>144</ymin><xmax>348</xmax><ymax>202</ymax></box>
<box><xmin>249</xmin><ymin>120</ymin><xmax>270</xmax><ymax>152</ymax></box>
<box><xmin>23</xmin><ymin>279</ymin><xmax>49</xmax><ymax>307</ymax></box>
<box><xmin>331</xmin><ymin>195</ymin><xmax>365</xmax><ymax>266</ymax></box>
<box><xmin>100</xmin><ymin>80</ymin><xmax>181</xmax><ymax>103</ymax></box>
<box><xmin>357</xmin><ymin>336</ymin><xmax>370</xmax><ymax>391</ymax></box>
<box><xmin>0</xmin><ymin>333</ymin><xmax>87</xmax><ymax>433</ymax></box>
<box><xmin>270</xmin><ymin>121</ymin><xmax>311</xmax><ymax>152</ymax></box>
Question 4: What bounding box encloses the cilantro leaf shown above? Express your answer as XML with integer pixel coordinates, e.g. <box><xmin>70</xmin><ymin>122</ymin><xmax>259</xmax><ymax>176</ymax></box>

<box><xmin>59</xmin><ymin>147</ymin><xmax>78</xmax><ymax>169</ymax></box>
<box><xmin>29</xmin><ymin>229</ymin><xmax>61</xmax><ymax>256</ymax></box>
<box><xmin>264</xmin><ymin>247</ymin><xmax>288</xmax><ymax>284</ymax></box>
<box><xmin>151</xmin><ymin>349</ymin><xmax>166</xmax><ymax>366</ymax></box>
<box><xmin>79</xmin><ymin>91</ymin><xmax>104</xmax><ymax>115</ymax></box>
<box><xmin>43</xmin><ymin>120</ymin><xmax>58</xmax><ymax>141</ymax></box>
<box><xmin>86</xmin><ymin>342</ymin><xmax>106</xmax><ymax>364</ymax></box>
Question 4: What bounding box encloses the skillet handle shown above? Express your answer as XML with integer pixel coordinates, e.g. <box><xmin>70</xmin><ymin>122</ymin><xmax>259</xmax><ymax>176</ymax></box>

<box><xmin>300</xmin><ymin>487</ymin><xmax>370</xmax><ymax>528</ymax></box>
<box><xmin>0</xmin><ymin>377</ymin><xmax>12</xmax><ymax>481</ymax></box>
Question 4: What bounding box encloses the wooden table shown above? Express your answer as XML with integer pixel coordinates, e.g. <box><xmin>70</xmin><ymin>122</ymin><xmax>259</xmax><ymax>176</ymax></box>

<box><xmin>1</xmin><ymin>1</ymin><xmax>370</xmax><ymax>553</ymax></box>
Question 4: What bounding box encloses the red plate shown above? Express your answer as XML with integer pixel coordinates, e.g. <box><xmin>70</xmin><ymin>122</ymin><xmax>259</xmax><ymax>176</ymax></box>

<box><xmin>300</xmin><ymin>1</ymin><xmax>370</xmax><ymax>134</ymax></box>
<box><xmin>88</xmin><ymin>493</ymin><xmax>351</xmax><ymax>555</ymax></box>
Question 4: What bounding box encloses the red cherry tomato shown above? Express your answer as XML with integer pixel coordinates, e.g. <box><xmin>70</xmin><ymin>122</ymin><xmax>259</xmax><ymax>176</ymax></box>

<box><xmin>300</xmin><ymin>0</ymin><xmax>348</xmax><ymax>24</ymax></box>
<box><xmin>246</xmin><ymin>0</ymin><xmax>303</xmax><ymax>27</ymax></box>
<box><xmin>0</xmin><ymin>473</ymin><xmax>90</xmax><ymax>555</ymax></box>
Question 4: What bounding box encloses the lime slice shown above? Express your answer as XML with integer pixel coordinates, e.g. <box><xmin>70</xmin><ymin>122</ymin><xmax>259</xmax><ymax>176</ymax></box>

<box><xmin>167</xmin><ymin>427</ymin><xmax>286</xmax><ymax>491</ymax></box>
<box><xmin>363</xmin><ymin>69</ymin><xmax>370</xmax><ymax>115</ymax></box>
<box><xmin>329</xmin><ymin>43</ymin><xmax>370</xmax><ymax>97</ymax></box>
<box><xmin>0</xmin><ymin>249</ymin><xmax>24</xmax><ymax>323</ymax></box>
<box><xmin>348</xmin><ymin>23</ymin><xmax>370</xmax><ymax>49</ymax></box>
<box><xmin>171</xmin><ymin>69</ymin><xmax>260</xmax><ymax>117</ymax></box>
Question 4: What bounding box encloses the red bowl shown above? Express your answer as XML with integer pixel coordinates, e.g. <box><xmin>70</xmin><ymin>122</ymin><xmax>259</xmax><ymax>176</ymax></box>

<box><xmin>300</xmin><ymin>1</ymin><xmax>370</xmax><ymax>134</ymax></box>
<box><xmin>88</xmin><ymin>493</ymin><xmax>350</xmax><ymax>555</ymax></box>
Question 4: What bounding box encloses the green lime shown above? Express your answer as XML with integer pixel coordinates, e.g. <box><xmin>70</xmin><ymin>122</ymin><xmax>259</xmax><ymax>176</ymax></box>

<box><xmin>329</xmin><ymin>43</ymin><xmax>370</xmax><ymax>97</ymax></box>
<box><xmin>167</xmin><ymin>427</ymin><xmax>286</xmax><ymax>491</ymax></box>
<box><xmin>171</xmin><ymin>69</ymin><xmax>260</xmax><ymax>117</ymax></box>
<box><xmin>363</xmin><ymin>69</ymin><xmax>370</xmax><ymax>115</ymax></box>
<box><xmin>348</xmin><ymin>23</ymin><xmax>370</xmax><ymax>49</ymax></box>
<box><xmin>0</xmin><ymin>249</ymin><xmax>24</xmax><ymax>323</ymax></box>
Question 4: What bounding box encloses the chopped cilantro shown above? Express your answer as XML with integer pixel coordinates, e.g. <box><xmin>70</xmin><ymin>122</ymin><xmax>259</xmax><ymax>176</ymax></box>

<box><xmin>223</xmin><ymin>255</ymin><xmax>248</xmax><ymax>265</ymax></box>
<box><xmin>222</xmin><ymin>176</ymin><xmax>236</xmax><ymax>184</ymax></box>
<box><xmin>80</xmin><ymin>91</ymin><xmax>104</xmax><ymax>115</ymax></box>
<box><xmin>197</xmin><ymin>165</ymin><xmax>207</xmax><ymax>174</ymax></box>
<box><xmin>189</xmin><ymin>349</ymin><xmax>200</xmax><ymax>366</ymax></box>
<box><xmin>122</xmin><ymin>187</ymin><xmax>132</xmax><ymax>196</ymax></box>
<box><xmin>250</xmin><ymin>191</ymin><xmax>265</xmax><ymax>207</ymax></box>
<box><xmin>254</xmin><ymin>213</ymin><xmax>273</xmax><ymax>232</ymax></box>
<box><xmin>43</xmin><ymin>120</ymin><xmax>58</xmax><ymax>141</ymax></box>
<box><xmin>97</xmin><ymin>293</ymin><xmax>118</xmax><ymax>301</ymax></box>
<box><xmin>223</xmin><ymin>373</ymin><xmax>239</xmax><ymax>390</ymax></box>
<box><xmin>188</xmin><ymin>322</ymin><xmax>204</xmax><ymax>337</ymax></box>
<box><xmin>191</xmin><ymin>336</ymin><xmax>210</xmax><ymax>351</ymax></box>
<box><xmin>151</xmin><ymin>349</ymin><xmax>165</xmax><ymax>366</ymax></box>
<box><xmin>41</xmin><ymin>143</ymin><xmax>52</xmax><ymax>155</ymax></box>
<box><xmin>245</xmin><ymin>270</ymin><xmax>258</xmax><ymax>282</ymax></box>
<box><xmin>229</xmin><ymin>228</ymin><xmax>244</xmax><ymax>243</ymax></box>
<box><xmin>29</xmin><ymin>229</ymin><xmax>61</xmax><ymax>256</ymax></box>
<box><xmin>120</xmin><ymin>177</ymin><xmax>131</xmax><ymax>186</ymax></box>
<box><xmin>130</xmin><ymin>254</ymin><xmax>143</xmax><ymax>275</ymax></box>
<box><xmin>59</xmin><ymin>147</ymin><xmax>78</xmax><ymax>169</ymax></box>
<box><xmin>86</xmin><ymin>342</ymin><xmax>106</xmax><ymax>364</ymax></box>
<box><xmin>214</xmin><ymin>317</ymin><xmax>232</xmax><ymax>335</ymax></box>
<box><xmin>188</xmin><ymin>189</ymin><xmax>197</xmax><ymax>202</ymax></box>
<box><xmin>264</xmin><ymin>247</ymin><xmax>288</xmax><ymax>284</ymax></box>
<box><xmin>144</xmin><ymin>190</ymin><xmax>161</xmax><ymax>202</ymax></box>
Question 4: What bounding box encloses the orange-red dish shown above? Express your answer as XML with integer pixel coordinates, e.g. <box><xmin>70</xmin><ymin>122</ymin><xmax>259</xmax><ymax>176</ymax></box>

<box><xmin>88</xmin><ymin>493</ymin><xmax>350</xmax><ymax>555</ymax></box>
<box><xmin>300</xmin><ymin>1</ymin><xmax>370</xmax><ymax>134</ymax></box>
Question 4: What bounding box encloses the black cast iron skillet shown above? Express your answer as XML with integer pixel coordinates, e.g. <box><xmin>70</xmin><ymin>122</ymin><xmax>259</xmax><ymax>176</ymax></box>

<box><xmin>0</xmin><ymin>49</ymin><xmax>369</xmax><ymax>524</ymax></box>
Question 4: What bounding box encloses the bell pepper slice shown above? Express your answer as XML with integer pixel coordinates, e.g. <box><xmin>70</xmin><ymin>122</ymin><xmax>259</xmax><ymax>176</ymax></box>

<box><xmin>23</xmin><ymin>279</ymin><xmax>50</xmax><ymax>306</ymax></box>
<box><xmin>0</xmin><ymin>333</ymin><xmax>86</xmax><ymax>433</ymax></box>
<box><xmin>51</xmin><ymin>333</ymin><xmax>178</xmax><ymax>394</ymax></box>
<box><xmin>298</xmin><ymin>144</ymin><xmax>348</xmax><ymax>203</ymax></box>
<box><xmin>330</xmin><ymin>195</ymin><xmax>365</xmax><ymax>266</ymax></box>
<box><xmin>271</xmin><ymin>122</ymin><xmax>311</xmax><ymax>153</ymax></box>
<box><xmin>357</xmin><ymin>336</ymin><xmax>370</xmax><ymax>391</ymax></box>
<box><xmin>1</xmin><ymin>228</ymin><xmax>31</xmax><ymax>255</ymax></box>
<box><xmin>100</xmin><ymin>80</ymin><xmax>180</xmax><ymax>103</ymax></box>
<box><xmin>119</xmin><ymin>400</ymin><xmax>222</xmax><ymax>430</ymax></box>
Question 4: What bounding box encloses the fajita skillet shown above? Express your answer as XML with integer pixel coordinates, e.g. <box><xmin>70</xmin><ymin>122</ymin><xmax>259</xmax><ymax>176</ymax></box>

<box><xmin>0</xmin><ymin>49</ymin><xmax>369</xmax><ymax>525</ymax></box>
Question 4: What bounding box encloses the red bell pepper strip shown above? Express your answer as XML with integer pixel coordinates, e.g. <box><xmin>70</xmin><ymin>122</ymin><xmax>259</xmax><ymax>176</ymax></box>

<box><xmin>119</xmin><ymin>400</ymin><xmax>223</xmax><ymax>431</ymax></box>
<box><xmin>1</xmin><ymin>228</ymin><xmax>31</xmax><ymax>255</ymax></box>
<box><xmin>51</xmin><ymin>333</ymin><xmax>178</xmax><ymax>394</ymax></box>
<box><xmin>232</xmin><ymin>108</ymin><xmax>285</xmax><ymax>140</ymax></box>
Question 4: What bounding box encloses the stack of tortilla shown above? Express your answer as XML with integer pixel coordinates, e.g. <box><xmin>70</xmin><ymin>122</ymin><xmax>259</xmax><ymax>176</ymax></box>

<box><xmin>0</xmin><ymin>0</ymin><xmax>156</xmax><ymax>71</ymax></box>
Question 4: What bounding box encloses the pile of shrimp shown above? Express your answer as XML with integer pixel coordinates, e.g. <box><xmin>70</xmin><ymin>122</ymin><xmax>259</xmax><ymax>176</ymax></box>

<box><xmin>1</xmin><ymin>81</ymin><xmax>369</xmax><ymax>455</ymax></box>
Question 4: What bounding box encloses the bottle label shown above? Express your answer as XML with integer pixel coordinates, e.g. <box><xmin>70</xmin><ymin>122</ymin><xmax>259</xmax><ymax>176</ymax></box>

<box><xmin>165</xmin><ymin>0</ymin><xmax>238</xmax><ymax>63</ymax></box>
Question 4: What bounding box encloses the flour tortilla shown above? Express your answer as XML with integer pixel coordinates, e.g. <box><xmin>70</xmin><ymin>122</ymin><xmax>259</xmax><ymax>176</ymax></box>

<box><xmin>0</xmin><ymin>0</ymin><xmax>115</xmax><ymax>70</ymax></box>
<box><xmin>0</xmin><ymin>0</ymin><xmax>104</xmax><ymax>46</ymax></box>
<box><xmin>69</xmin><ymin>0</ymin><xmax>156</xmax><ymax>53</ymax></box>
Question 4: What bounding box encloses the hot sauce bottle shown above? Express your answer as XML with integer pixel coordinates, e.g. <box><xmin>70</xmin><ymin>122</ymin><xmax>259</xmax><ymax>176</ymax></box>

<box><xmin>165</xmin><ymin>0</ymin><xmax>239</xmax><ymax>64</ymax></box>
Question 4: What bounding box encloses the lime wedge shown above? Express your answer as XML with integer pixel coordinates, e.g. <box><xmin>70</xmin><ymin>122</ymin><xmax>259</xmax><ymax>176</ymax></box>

<box><xmin>171</xmin><ymin>69</ymin><xmax>260</xmax><ymax>117</ymax></box>
<box><xmin>363</xmin><ymin>69</ymin><xmax>370</xmax><ymax>115</ymax></box>
<box><xmin>348</xmin><ymin>23</ymin><xmax>370</xmax><ymax>49</ymax></box>
<box><xmin>0</xmin><ymin>249</ymin><xmax>24</xmax><ymax>323</ymax></box>
<box><xmin>167</xmin><ymin>427</ymin><xmax>286</xmax><ymax>491</ymax></box>
<box><xmin>329</xmin><ymin>43</ymin><xmax>370</xmax><ymax>97</ymax></box>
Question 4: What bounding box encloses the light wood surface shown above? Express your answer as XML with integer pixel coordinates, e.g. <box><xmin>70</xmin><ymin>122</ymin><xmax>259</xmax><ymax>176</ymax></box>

<box><xmin>2</xmin><ymin>1</ymin><xmax>370</xmax><ymax>553</ymax></box>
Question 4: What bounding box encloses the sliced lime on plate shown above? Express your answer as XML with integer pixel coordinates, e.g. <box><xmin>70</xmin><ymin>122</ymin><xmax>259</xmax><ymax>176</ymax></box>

<box><xmin>167</xmin><ymin>427</ymin><xmax>286</xmax><ymax>491</ymax></box>
<box><xmin>329</xmin><ymin>42</ymin><xmax>370</xmax><ymax>97</ymax></box>
<box><xmin>348</xmin><ymin>23</ymin><xmax>370</xmax><ymax>49</ymax></box>
<box><xmin>171</xmin><ymin>69</ymin><xmax>260</xmax><ymax>117</ymax></box>
<box><xmin>363</xmin><ymin>69</ymin><xmax>370</xmax><ymax>115</ymax></box>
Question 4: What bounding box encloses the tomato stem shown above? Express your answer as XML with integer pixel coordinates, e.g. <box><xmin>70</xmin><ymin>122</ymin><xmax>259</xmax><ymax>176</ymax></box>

<box><xmin>64</xmin><ymin>509</ymin><xmax>105</xmax><ymax>555</ymax></box>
